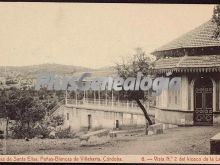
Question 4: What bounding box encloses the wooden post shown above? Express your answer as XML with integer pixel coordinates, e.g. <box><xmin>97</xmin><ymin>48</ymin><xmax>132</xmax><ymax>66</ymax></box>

<box><xmin>118</xmin><ymin>92</ymin><xmax>120</xmax><ymax>106</ymax></box>
<box><xmin>83</xmin><ymin>89</ymin><xmax>86</xmax><ymax>104</ymax></box>
<box><xmin>111</xmin><ymin>90</ymin><xmax>114</xmax><ymax>108</ymax></box>
<box><xmin>98</xmin><ymin>89</ymin><xmax>100</xmax><ymax>106</ymax></box>
<box><xmin>105</xmin><ymin>90</ymin><xmax>107</xmax><ymax>105</ymax></box>
<box><xmin>75</xmin><ymin>91</ymin><xmax>77</xmax><ymax>106</ymax></box>
<box><xmin>94</xmin><ymin>91</ymin><xmax>96</xmax><ymax>104</ymax></box>
<box><xmin>65</xmin><ymin>90</ymin><xmax>67</xmax><ymax>105</ymax></box>
<box><xmin>131</xmin><ymin>114</ymin><xmax>133</xmax><ymax>125</ymax></box>
<box><xmin>85</xmin><ymin>90</ymin><xmax>88</xmax><ymax>103</ymax></box>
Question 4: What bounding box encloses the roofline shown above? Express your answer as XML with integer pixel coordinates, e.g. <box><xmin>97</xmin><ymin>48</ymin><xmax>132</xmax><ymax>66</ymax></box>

<box><xmin>151</xmin><ymin>46</ymin><xmax>220</xmax><ymax>56</ymax></box>
<box><xmin>150</xmin><ymin>66</ymin><xmax>220</xmax><ymax>74</ymax></box>
<box><xmin>151</xmin><ymin>19</ymin><xmax>217</xmax><ymax>55</ymax></box>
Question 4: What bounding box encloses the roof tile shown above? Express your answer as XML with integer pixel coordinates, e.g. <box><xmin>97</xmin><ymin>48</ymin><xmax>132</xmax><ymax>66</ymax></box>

<box><xmin>153</xmin><ymin>20</ymin><xmax>220</xmax><ymax>53</ymax></box>
<box><xmin>152</xmin><ymin>55</ymin><xmax>220</xmax><ymax>69</ymax></box>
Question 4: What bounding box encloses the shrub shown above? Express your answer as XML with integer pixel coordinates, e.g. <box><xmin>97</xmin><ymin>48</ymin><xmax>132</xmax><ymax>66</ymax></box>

<box><xmin>49</xmin><ymin>115</ymin><xmax>64</xmax><ymax>127</ymax></box>
<box><xmin>10</xmin><ymin>124</ymin><xmax>35</xmax><ymax>139</ymax></box>
<box><xmin>56</xmin><ymin>127</ymin><xmax>75</xmax><ymax>139</ymax></box>
<box><xmin>48</xmin><ymin>131</ymin><xmax>56</xmax><ymax>139</ymax></box>
<box><xmin>32</xmin><ymin>126</ymin><xmax>50</xmax><ymax>138</ymax></box>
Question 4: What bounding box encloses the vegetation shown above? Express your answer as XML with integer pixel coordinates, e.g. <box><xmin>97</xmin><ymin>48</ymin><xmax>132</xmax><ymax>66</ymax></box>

<box><xmin>213</xmin><ymin>4</ymin><xmax>220</xmax><ymax>39</ymax></box>
<box><xmin>115</xmin><ymin>48</ymin><xmax>154</xmax><ymax>134</ymax></box>
<box><xmin>0</xmin><ymin>89</ymin><xmax>47</xmax><ymax>138</ymax></box>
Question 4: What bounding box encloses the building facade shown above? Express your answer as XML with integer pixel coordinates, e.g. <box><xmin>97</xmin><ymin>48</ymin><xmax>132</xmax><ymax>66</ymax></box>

<box><xmin>151</xmin><ymin>19</ymin><xmax>220</xmax><ymax>126</ymax></box>
<box><xmin>52</xmin><ymin>101</ymin><xmax>148</xmax><ymax>131</ymax></box>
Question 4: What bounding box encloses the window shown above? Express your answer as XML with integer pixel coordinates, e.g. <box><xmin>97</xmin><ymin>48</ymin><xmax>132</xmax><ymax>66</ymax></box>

<box><xmin>168</xmin><ymin>89</ymin><xmax>180</xmax><ymax>106</ymax></box>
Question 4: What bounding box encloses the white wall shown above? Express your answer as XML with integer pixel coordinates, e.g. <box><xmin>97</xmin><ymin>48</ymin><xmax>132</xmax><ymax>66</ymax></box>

<box><xmin>53</xmin><ymin>105</ymin><xmax>146</xmax><ymax>131</ymax></box>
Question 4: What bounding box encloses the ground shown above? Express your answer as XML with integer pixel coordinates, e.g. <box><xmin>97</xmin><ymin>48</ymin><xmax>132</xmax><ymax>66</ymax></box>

<box><xmin>2</xmin><ymin>125</ymin><xmax>220</xmax><ymax>155</ymax></box>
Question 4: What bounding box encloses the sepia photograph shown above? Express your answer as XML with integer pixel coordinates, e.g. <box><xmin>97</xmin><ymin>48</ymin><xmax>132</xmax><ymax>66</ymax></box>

<box><xmin>0</xmin><ymin>2</ymin><xmax>220</xmax><ymax>163</ymax></box>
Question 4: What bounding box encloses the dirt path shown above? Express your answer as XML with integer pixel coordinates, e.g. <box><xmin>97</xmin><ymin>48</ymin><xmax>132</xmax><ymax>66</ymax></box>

<box><xmin>4</xmin><ymin>125</ymin><xmax>220</xmax><ymax>155</ymax></box>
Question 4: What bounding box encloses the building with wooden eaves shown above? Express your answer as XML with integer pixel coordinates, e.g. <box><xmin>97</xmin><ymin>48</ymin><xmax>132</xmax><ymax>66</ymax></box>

<box><xmin>151</xmin><ymin>19</ymin><xmax>220</xmax><ymax>126</ymax></box>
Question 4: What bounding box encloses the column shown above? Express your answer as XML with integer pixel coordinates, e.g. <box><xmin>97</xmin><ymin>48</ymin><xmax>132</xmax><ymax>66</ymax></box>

<box><xmin>131</xmin><ymin>114</ymin><xmax>133</xmax><ymax>125</ymax></box>
<box><xmin>75</xmin><ymin>91</ymin><xmax>78</xmax><ymax>106</ymax></box>
<box><xmin>85</xmin><ymin>90</ymin><xmax>88</xmax><ymax>103</ymax></box>
<box><xmin>111</xmin><ymin>90</ymin><xmax>114</xmax><ymax>108</ymax></box>
<box><xmin>117</xmin><ymin>92</ymin><xmax>120</xmax><ymax>106</ymax></box>
<box><xmin>105</xmin><ymin>90</ymin><xmax>107</xmax><ymax>105</ymax></box>
<box><xmin>98</xmin><ymin>89</ymin><xmax>101</xmax><ymax>105</ymax></box>
<box><xmin>181</xmin><ymin>75</ymin><xmax>188</xmax><ymax>111</ymax></box>
<box><xmin>65</xmin><ymin>90</ymin><xmax>67</xmax><ymax>105</ymax></box>
<box><xmin>83</xmin><ymin>89</ymin><xmax>86</xmax><ymax>103</ymax></box>
<box><xmin>94</xmin><ymin>91</ymin><xmax>96</xmax><ymax>104</ymax></box>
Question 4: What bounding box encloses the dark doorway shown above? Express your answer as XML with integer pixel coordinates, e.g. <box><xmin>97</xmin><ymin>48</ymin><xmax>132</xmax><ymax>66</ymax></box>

<box><xmin>116</xmin><ymin>120</ymin><xmax>119</xmax><ymax>129</ymax></box>
<box><xmin>194</xmin><ymin>76</ymin><xmax>213</xmax><ymax>126</ymax></box>
<box><xmin>88</xmin><ymin>114</ymin><xmax>92</xmax><ymax>130</ymax></box>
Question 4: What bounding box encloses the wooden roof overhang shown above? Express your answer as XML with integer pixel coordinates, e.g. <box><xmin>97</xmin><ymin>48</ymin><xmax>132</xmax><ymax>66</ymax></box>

<box><xmin>150</xmin><ymin>55</ymin><xmax>220</xmax><ymax>74</ymax></box>
<box><xmin>152</xmin><ymin>19</ymin><xmax>220</xmax><ymax>57</ymax></box>
<box><xmin>151</xmin><ymin>66</ymin><xmax>220</xmax><ymax>74</ymax></box>
<box><xmin>150</xmin><ymin>19</ymin><xmax>220</xmax><ymax>75</ymax></box>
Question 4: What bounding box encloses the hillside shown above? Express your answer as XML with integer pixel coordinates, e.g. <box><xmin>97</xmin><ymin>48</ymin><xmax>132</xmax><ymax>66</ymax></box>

<box><xmin>0</xmin><ymin>63</ymin><xmax>116</xmax><ymax>78</ymax></box>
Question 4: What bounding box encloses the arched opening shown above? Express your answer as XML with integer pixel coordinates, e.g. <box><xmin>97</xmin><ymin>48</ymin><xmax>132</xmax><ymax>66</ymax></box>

<box><xmin>194</xmin><ymin>76</ymin><xmax>213</xmax><ymax>125</ymax></box>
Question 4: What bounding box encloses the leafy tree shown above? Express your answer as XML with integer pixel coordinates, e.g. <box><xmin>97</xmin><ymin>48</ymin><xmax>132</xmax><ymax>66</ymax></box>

<box><xmin>0</xmin><ymin>89</ymin><xmax>47</xmax><ymax>138</ymax></box>
<box><xmin>49</xmin><ymin>115</ymin><xmax>64</xmax><ymax>127</ymax></box>
<box><xmin>115</xmin><ymin>48</ymin><xmax>154</xmax><ymax>134</ymax></box>
<box><xmin>0</xmin><ymin>90</ymin><xmax>10</xmax><ymax>138</ymax></box>
<box><xmin>212</xmin><ymin>4</ymin><xmax>220</xmax><ymax>39</ymax></box>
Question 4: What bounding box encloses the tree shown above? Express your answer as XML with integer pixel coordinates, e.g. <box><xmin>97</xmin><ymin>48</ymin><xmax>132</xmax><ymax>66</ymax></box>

<box><xmin>12</xmin><ymin>91</ymin><xmax>47</xmax><ymax>138</ymax></box>
<box><xmin>0</xmin><ymin>89</ymin><xmax>47</xmax><ymax>138</ymax></box>
<box><xmin>212</xmin><ymin>4</ymin><xmax>220</xmax><ymax>39</ymax></box>
<box><xmin>115</xmin><ymin>48</ymin><xmax>154</xmax><ymax>134</ymax></box>
<box><xmin>0</xmin><ymin>89</ymin><xmax>10</xmax><ymax>138</ymax></box>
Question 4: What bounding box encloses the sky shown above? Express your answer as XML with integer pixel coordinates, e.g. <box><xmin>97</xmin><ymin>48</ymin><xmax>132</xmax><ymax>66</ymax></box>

<box><xmin>0</xmin><ymin>3</ymin><xmax>215</xmax><ymax>69</ymax></box>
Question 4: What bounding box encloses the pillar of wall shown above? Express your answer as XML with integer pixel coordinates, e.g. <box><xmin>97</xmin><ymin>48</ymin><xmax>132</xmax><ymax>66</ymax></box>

<box><xmin>181</xmin><ymin>75</ymin><xmax>189</xmax><ymax>111</ymax></box>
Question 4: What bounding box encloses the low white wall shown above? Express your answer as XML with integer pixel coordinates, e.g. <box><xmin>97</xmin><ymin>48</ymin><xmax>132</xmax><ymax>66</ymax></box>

<box><xmin>53</xmin><ymin>105</ymin><xmax>146</xmax><ymax>131</ymax></box>
<box><xmin>155</xmin><ymin>108</ymin><xmax>193</xmax><ymax>126</ymax></box>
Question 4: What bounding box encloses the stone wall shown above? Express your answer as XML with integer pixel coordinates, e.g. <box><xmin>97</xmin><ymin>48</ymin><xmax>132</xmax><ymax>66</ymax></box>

<box><xmin>155</xmin><ymin>108</ymin><xmax>193</xmax><ymax>126</ymax></box>
<box><xmin>53</xmin><ymin>105</ymin><xmax>146</xmax><ymax>131</ymax></box>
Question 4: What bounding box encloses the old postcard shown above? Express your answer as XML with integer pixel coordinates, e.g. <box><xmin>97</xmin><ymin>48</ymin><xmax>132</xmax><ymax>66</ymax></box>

<box><xmin>0</xmin><ymin>2</ymin><xmax>220</xmax><ymax>164</ymax></box>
